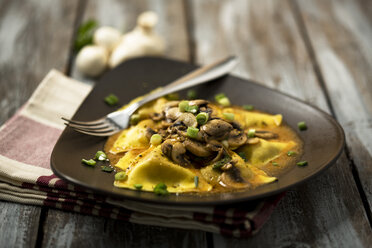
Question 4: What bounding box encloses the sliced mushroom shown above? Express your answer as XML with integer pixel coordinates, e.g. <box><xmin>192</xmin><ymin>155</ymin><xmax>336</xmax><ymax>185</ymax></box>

<box><xmin>206</xmin><ymin>140</ymin><xmax>223</xmax><ymax>152</ymax></box>
<box><xmin>254</xmin><ymin>130</ymin><xmax>278</xmax><ymax>139</ymax></box>
<box><xmin>176</xmin><ymin>113</ymin><xmax>197</xmax><ymax>128</ymax></box>
<box><xmin>189</xmin><ymin>99</ymin><xmax>208</xmax><ymax>106</ymax></box>
<box><xmin>201</xmin><ymin>119</ymin><xmax>233</xmax><ymax>138</ymax></box>
<box><xmin>219</xmin><ymin>166</ymin><xmax>248</xmax><ymax>189</ymax></box>
<box><xmin>145</xmin><ymin>127</ymin><xmax>156</xmax><ymax>140</ymax></box>
<box><xmin>165</xmin><ymin>107</ymin><xmax>182</xmax><ymax>120</ymax></box>
<box><xmin>246</xmin><ymin>137</ymin><xmax>260</xmax><ymax>145</ymax></box>
<box><xmin>161</xmin><ymin>139</ymin><xmax>173</xmax><ymax>157</ymax></box>
<box><xmin>149</xmin><ymin>112</ymin><xmax>164</xmax><ymax>121</ymax></box>
<box><xmin>227</xmin><ymin>129</ymin><xmax>248</xmax><ymax>149</ymax></box>
<box><xmin>171</xmin><ymin>142</ymin><xmax>188</xmax><ymax>166</ymax></box>
<box><xmin>184</xmin><ymin>139</ymin><xmax>212</xmax><ymax>157</ymax></box>
<box><xmin>163</xmin><ymin>101</ymin><xmax>180</xmax><ymax>110</ymax></box>
<box><xmin>221</xmin><ymin>162</ymin><xmax>233</xmax><ymax>171</ymax></box>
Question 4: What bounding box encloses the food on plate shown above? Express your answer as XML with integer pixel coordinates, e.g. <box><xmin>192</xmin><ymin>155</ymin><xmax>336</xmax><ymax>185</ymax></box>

<box><xmin>104</xmin><ymin>94</ymin><xmax>303</xmax><ymax>194</ymax></box>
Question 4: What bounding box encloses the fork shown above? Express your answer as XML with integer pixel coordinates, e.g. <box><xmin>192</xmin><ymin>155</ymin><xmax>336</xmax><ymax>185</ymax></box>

<box><xmin>63</xmin><ymin>56</ymin><xmax>238</xmax><ymax>136</ymax></box>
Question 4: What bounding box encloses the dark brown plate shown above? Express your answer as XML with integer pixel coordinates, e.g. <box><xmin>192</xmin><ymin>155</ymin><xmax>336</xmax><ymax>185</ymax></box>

<box><xmin>51</xmin><ymin>57</ymin><xmax>344</xmax><ymax>206</ymax></box>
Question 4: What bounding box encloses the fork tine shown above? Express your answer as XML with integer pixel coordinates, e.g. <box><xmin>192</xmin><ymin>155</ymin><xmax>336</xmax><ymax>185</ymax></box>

<box><xmin>68</xmin><ymin>126</ymin><xmax>119</xmax><ymax>136</ymax></box>
<box><xmin>61</xmin><ymin>117</ymin><xmax>106</xmax><ymax>126</ymax></box>
<box><xmin>65</xmin><ymin>122</ymin><xmax>112</xmax><ymax>130</ymax></box>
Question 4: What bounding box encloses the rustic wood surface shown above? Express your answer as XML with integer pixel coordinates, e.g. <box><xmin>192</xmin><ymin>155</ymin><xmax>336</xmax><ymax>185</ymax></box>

<box><xmin>0</xmin><ymin>0</ymin><xmax>371</xmax><ymax>247</ymax></box>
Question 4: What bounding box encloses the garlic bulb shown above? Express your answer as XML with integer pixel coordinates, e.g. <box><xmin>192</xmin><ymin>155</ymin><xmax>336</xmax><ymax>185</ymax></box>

<box><xmin>76</xmin><ymin>45</ymin><xmax>108</xmax><ymax>77</ymax></box>
<box><xmin>109</xmin><ymin>11</ymin><xmax>165</xmax><ymax>68</ymax></box>
<box><xmin>93</xmin><ymin>26</ymin><xmax>122</xmax><ymax>52</ymax></box>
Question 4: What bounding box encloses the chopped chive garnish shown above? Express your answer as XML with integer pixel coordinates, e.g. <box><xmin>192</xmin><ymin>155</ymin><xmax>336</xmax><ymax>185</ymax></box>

<box><xmin>298</xmin><ymin>121</ymin><xmax>307</xmax><ymax>131</ymax></box>
<box><xmin>272</xmin><ymin>162</ymin><xmax>279</xmax><ymax>166</ymax></box>
<box><xmin>218</xmin><ymin>97</ymin><xmax>231</xmax><ymax>107</ymax></box>
<box><xmin>247</xmin><ymin>129</ymin><xmax>256</xmax><ymax>138</ymax></box>
<box><xmin>82</xmin><ymin>158</ymin><xmax>96</xmax><ymax>166</ymax></box>
<box><xmin>223</xmin><ymin>112</ymin><xmax>234</xmax><ymax>121</ymax></box>
<box><xmin>101</xmin><ymin>166</ymin><xmax>113</xmax><ymax>173</ymax></box>
<box><xmin>187</xmin><ymin>105</ymin><xmax>199</xmax><ymax>114</ymax></box>
<box><xmin>154</xmin><ymin>183</ymin><xmax>169</xmax><ymax>195</ymax></box>
<box><xmin>287</xmin><ymin>151</ymin><xmax>296</xmax><ymax>157</ymax></box>
<box><xmin>238</xmin><ymin>152</ymin><xmax>247</xmax><ymax>162</ymax></box>
<box><xmin>104</xmin><ymin>94</ymin><xmax>119</xmax><ymax>106</ymax></box>
<box><xmin>165</xmin><ymin>93</ymin><xmax>179</xmax><ymax>100</ymax></box>
<box><xmin>243</xmin><ymin>104</ymin><xmax>254</xmax><ymax>111</ymax></box>
<box><xmin>213</xmin><ymin>155</ymin><xmax>232</xmax><ymax>170</ymax></box>
<box><xmin>134</xmin><ymin>184</ymin><xmax>143</xmax><ymax>190</ymax></box>
<box><xmin>297</xmin><ymin>161</ymin><xmax>308</xmax><ymax>166</ymax></box>
<box><xmin>187</xmin><ymin>90</ymin><xmax>197</xmax><ymax>99</ymax></box>
<box><xmin>115</xmin><ymin>171</ymin><xmax>127</xmax><ymax>181</ymax></box>
<box><xmin>196</xmin><ymin>112</ymin><xmax>209</xmax><ymax>125</ymax></box>
<box><xmin>179</xmin><ymin>101</ymin><xmax>189</xmax><ymax>112</ymax></box>
<box><xmin>130</xmin><ymin>114</ymin><xmax>140</xmax><ymax>125</ymax></box>
<box><xmin>150</xmin><ymin>134</ymin><xmax>162</xmax><ymax>146</ymax></box>
<box><xmin>187</xmin><ymin>126</ymin><xmax>199</xmax><ymax>139</ymax></box>
<box><xmin>214</xmin><ymin>93</ymin><xmax>227</xmax><ymax>101</ymax></box>
<box><xmin>194</xmin><ymin>176</ymin><xmax>199</xmax><ymax>188</ymax></box>
<box><xmin>95</xmin><ymin>151</ymin><xmax>107</xmax><ymax>161</ymax></box>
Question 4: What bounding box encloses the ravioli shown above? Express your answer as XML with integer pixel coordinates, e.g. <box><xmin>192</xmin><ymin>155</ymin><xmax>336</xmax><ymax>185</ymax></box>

<box><xmin>222</xmin><ymin>108</ymin><xmax>282</xmax><ymax>128</ymax></box>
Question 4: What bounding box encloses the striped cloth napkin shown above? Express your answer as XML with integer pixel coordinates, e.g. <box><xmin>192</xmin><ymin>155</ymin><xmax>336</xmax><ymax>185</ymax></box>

<box><xmin>0</xmin><ymin>70</ymin><xmax>283</xmax><ymax>238</ymax></box>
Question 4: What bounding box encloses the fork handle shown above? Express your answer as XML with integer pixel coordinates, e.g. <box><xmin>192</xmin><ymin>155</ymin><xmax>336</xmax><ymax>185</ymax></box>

<box><xmin>123</xmin><ymin>56</ymin><xmax>238</xmax><ymax>115</ymax></box>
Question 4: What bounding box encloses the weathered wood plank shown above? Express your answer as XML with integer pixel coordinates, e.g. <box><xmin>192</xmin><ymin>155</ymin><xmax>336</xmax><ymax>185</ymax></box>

<box><xmin>42</xmin><ymin>210</ymin><xmax>206</xmax><ymax>248</ymax></box>
<box><xmin>296</xmin><ymin>0</ymin><xmax>372</xmax><ymax>211</ymax></box>
<box><xmin>189</xmin><ymin>0</ymin><xmax>372</xmax><ymax>246</ymax></box>
<box><xmin>42</xmin><ymin>0</ymin><xmax>207</xmax><ymax>247</ymax></box>
<box><xmin>0</xmin><ymin>0</ymin><xmax>79</xmax><ymax>247</ymax></box>
<box><xmin>0</xmin><ymin>201</ymin><xmax>40</xmax><ymax>248</ymax></box>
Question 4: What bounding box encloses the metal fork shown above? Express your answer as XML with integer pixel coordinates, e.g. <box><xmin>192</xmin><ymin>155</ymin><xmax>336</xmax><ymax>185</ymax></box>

<box><xmin>63</xmin><ymin>56</ymin><xmax>238</xmax><ymax>136</ymax></box>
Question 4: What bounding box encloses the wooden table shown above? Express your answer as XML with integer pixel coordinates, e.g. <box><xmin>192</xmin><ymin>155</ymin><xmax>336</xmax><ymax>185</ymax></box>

<box><xmin>1</xmin><ymin>0</ymin><xmax>371</xmax><ymax>247</ymax></box>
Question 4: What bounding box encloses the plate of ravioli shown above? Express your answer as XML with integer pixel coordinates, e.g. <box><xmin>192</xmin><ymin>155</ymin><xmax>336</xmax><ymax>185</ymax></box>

<box><xmin>51</xmin><ymin>57</ymin><xmax>345</xmax><ymax>206</ymax></box>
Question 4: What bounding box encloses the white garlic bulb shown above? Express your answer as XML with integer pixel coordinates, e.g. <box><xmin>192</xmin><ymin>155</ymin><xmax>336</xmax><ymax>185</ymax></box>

<box><xmin>93</xmin><ymin>26</ymin><xmax>122</xmax><ymax>52</ymax></box>
<box><xmin>76</xmin><ymin>45</ymin><xmax>108</xmax><ymax>77</ymax></box>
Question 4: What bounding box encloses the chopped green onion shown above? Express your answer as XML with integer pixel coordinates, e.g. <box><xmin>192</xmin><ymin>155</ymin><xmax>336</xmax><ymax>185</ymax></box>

<box><xmin>238</xmin><ymin>152</ymin><xmax>247</xmax><ymax>162</ymax></box>
<box><xmin>243</xmin><ymin>104</ymin><xmax>254</xmax><ymax>111</ymax></box>
<box><xmin>165</xmin><ymin>93</ymin><xmax>179</xmax><ymax>100</ymax></box>
<box><xmin>179</xmin><ymin>101</ymin><xmax>189</xmax><ymax>112</ymax></box>
<box><xmin>134</xmin><ymin>184</ymin><xmax>143</xmax><ymax>190</ymax></box>
<box><xmin>82</xmin><ymin>159</ymin><xmax>96</xmax><ymax>166</ymax></box>
<box><xmin>223</xmin><ymin>112</ymin><xmax>234</xmax><ymax>120</ymax></box>
<box><xmin>150</xmin><ymin>134</ymin><xmax>162</xmax><ymax>146</ymax></box>
<box><xmin>287</xmin><ymin>151</ymin><xmax>296</xmax><ymax>157</ymax></box>
<box><xmin>154</xmin><ymin>183</ymin><xmax>169</xmax><ymax>195</ymax></box>
<box><xmin>218</xmin><ymin>97</ymin><xmax>231</xmax><ymax>107</ymax></box>
<box><xmin>130</xmin><ymin>114</ymin><xmax>140</xmax><ymax>125</ymax></box>
<box><xmin>298</xmin><ymin>121</ymin><xmax>307</xmax><ymax>131</ymax></box>
<box><xmin>115</xmin><ymin>171</ymin><xmax>127</xmax><ymax>181</ymax></box>
<box><xmin>187</xmin><ymin>127</ymin><xmax>199</xmax><ymax>139</ymax></box>
<box><xmin>187</xmin><ymin>105</ymin><xmax>199</xmax><ymax>114</ymax></box>
<box><xmin>297</xmin><ymin>161</ymin><xmax>308</xmax><ymax>167</ymax></box>
<box><xmin>101</xmin><ymin>166</ymin><xmax>113</xmax><ymax>173</ymax></box>
<box><xmin>74</xmin><ymin>19</ymin><xmax>98</xmax><ymax>52</ymax></box>
<box><xmin>215</xmin><ymin>93</ymin><xmax>227</xmax><ymax>101</ymax></box>
<box><xmin>272</xmin><ymin>162</ymin><xmax>279</xmax><ymax>166</ymax></box>
<box><xmin>213</xmin><ymin>155</ymin><xmax>231</xmax><ymax>170</ymax></box>
<box><xmin>187</xmin><ymin>90</ymin><xmax>197</xmax><ymax>99</ymax></box>
<box><xmin>194</xmin><ymin>176</ymin><xmax>199</xmax><ymax>188</ymax></box>
<box><xmin>95</xmin><ymin>151</ymin><xmax>107</xmax><ymax>161</ymax></box>
<box><xmin>247</xmin><ymin>129</ymin><xmax>256</xmax><ymax>138</ymax></box>
<box><xmin>104</xmin><ymin>94</ymin><xmax>119</xmax><ymax>106</ymax></box>
<box><xmin>196</xmin><ymin>112</ymin><xmax>209</xmax><ymax>125</ymax></box>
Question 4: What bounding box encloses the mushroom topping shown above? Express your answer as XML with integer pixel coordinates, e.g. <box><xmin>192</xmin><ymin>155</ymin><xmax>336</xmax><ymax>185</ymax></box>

<box><xmin>254</xmin><ymin>130</ymin><xmax>278</xmax><ymax>139</ymax></box>
<box><xmin>161</xmin><ymin>139</ymin><xmax>173</xmax><ymax>158</ymax></box>
<box><xmin>189</xmin><ymin>99</ymin><xmax>208</xmax><ymax>107</ymax></box>
<box><xmin>201</xmin><ymin>119</ymin><xmax>233</xmax><ymax>138</ymax></box>
<box><xmin>165</xmin><ymin>107</ymin><xmax>182</xmax><ymax>120</ymax></box>
<box><xmin>171</xmin><ymin>142</ymin><xmax>188</xmax><ymax>166</ymax></box>
<box><xmin>145</xmin><ymin>127</ymin><xmax>157</xmax><ymax>140</ymax></box>
<box><xmin>219</xmin><ymin>166</ymin><xmax>247</xmax><ymax>189</ymax></box>
<box><xmin>246</xmin><ymin>137</ymin><xmax>260</xmax><ymax>145</ymax></box>
<box><xmin>227</xmin><ymin>129</ymin><xmax>248</xmax><ymax>149</ymax></box>
<box><xmin>206</xmin><ymin>140</ymin><xmax>223</xmax><ymax>152</ymax></box>
<box><xmin>164</xmin><ymin>101</ymin><xmax>180</xmax><ymax>110</ymax></box>
<box><xmin>184</xmin><ymin>139</ymin><xmax>212</xmax><ymax>157</ymax></box>
<box><xmin>149</xmin><ymin>112</ymin><xmax>164</xmax><ymax>121</ymax></box>
<box><xmin>175</xmin><ymin>113</ymin><xmax>197</xmax><ymax>128</ymax></box>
